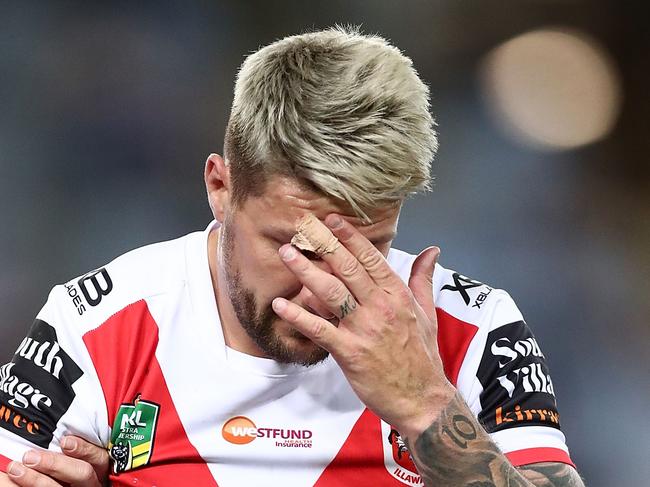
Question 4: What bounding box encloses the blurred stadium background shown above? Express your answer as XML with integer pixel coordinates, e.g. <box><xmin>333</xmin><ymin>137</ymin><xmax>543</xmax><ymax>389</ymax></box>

<box><xmin>1</xmin><ymin>1</ymin><xmax>648</xmax><ymax>485</ymax></box>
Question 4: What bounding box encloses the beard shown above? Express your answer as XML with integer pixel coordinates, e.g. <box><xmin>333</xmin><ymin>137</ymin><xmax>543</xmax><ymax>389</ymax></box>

<box><xmin>221</xmin><ymin>223</ymin><xmax>329</xmax><ymax>366</ymax></box>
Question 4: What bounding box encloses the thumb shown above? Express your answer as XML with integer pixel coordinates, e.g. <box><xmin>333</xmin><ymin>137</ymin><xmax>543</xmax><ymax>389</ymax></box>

<box><xmin>62</xmin><ymin>435</ymin><xmax>110</xmax><ymax>479</ymax></box>
<box><xmin>408</xmin><ymin>246</ymin><xmax>440</xmax><ymax>323</ymax></box>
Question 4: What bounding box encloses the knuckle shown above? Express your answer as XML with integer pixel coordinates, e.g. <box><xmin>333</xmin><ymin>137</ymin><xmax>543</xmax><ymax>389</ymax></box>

<box><xmin>338</xmin><ymin>257</ymin><xmax>361</xmax><ymax>279</ymax></box>
<box><xmin>396</xmin><ymin>287</ymin><xmax>413</xmax><ymax>304</ymax></box>
<box><xmin>30</xmin><ymin>472</ymin><xmax>54</xmax><ymax>487</ymax></box>
<box><xmin>91</xmin><ymin>449</ymin><xmax>109</xmax><ymax>469</ymax></box>
<box><xmin>324</xmin><ymin>281</ymin><xmax>347</xmax><ymax>305</ymax></box>
<box><xmin>284</xmin><ymin>303</ymin><xmax>302</xmax><ymax>322</ymax></box>
<box><xmin>18</xmin><ymin>472</ymin><xmax>37</xmax><ymax>487</ymax></box>
<box><xmin>335</xmin><ymin>223</ymin><xmax>355</xmax><ymax>242</ymax></box>
<box><xmin>311</xmin><ymin>319</ymin><xmax>327</xmax><ymax>341</ymax></box>
<box><xmin>346</xmin><ymin>343</ymin><xmax>369</xmax><ymax>369</ymax></box>
<box><xmin>294</xmin><ymin>257</ymin><xmax>311</xmax><ymax>274</ymax></box>
<box><xmin>357</xmin><ymin>247</ymin><xmax>382</xmax><ymax>268</ymax></box>
<box><xmin>365</xmin><ymin>287</ymin><xmax>382</xmax><ymax>302</ymax></box>
<box><xmin>37</xmin><ymin>452</ymin><xmax>57</xmax><ymax>472</ymax></box>
<box><xmin>76</xmin><ymin>462</ymin><xmax>95</xmax><ymax>482</ymax></box>
<box><xmin>378</xmin><ymin>301</ymin><xmax>397</xmax><ymax>323</ymax></box>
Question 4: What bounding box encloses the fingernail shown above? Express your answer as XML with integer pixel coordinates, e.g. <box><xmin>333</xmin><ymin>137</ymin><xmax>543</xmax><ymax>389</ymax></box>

<box><xmin>62</xmin><ymin>436</ymin><xmax>76</xmax><ymax>451</ymax></box>
<box><xmin>431</xmin><ymin>245</ymin><xmax>440</xmax><ymax>262</ymax></box>
<box><xmin>272</xmin><ymin>298</ymin><xmax>287</xmax><ymax>312</ymax></box>
<box><xmin>326</xmin><ymin>215</ymin><xmax>343</xmax><ymax>229</ymax></box>
<box><xmin>7</xmin><ymin>461</ymin><xmax>25</xmax><ymax>477</ymax></box>
<box><xmin>279</xmin><ymin>245</ymin><xmax>297</xmax><ymax>260</ymax></box>
<box><xmin>22</xmin><ymin>450</ymin><xmax>41</xmax><ymax>467</ymax></box>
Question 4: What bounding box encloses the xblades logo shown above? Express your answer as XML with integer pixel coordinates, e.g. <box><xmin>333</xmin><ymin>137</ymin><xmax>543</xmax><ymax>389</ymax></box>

<box><xmin>441</xmin><ymin>273</ymin><xmax>483</xmax><ymax>305</ymax></box>
<box><xmin>78</xmin><ymin>268</ymin><xmax>113</xmax><ymax>307</ymax></box>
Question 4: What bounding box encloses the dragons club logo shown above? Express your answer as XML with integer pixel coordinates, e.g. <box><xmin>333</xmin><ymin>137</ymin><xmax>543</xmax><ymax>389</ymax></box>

<box><xmin>380</xmin><ymin>421</ymin><xmax>422</xmax><ymax>486</ymax></box>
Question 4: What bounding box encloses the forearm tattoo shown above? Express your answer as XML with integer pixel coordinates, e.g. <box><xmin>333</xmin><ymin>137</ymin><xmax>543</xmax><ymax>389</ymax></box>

<box><xmin>518</xmin><ymin>463</ymin><xmax>586</xmax><ymax>486</ymax></box>
<box><xmin>405</xmin><ymin>392</ymin><xmax>585</xmax><ymax>487</ymax></box>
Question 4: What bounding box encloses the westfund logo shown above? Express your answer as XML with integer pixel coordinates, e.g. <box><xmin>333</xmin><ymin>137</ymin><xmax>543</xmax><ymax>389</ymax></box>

<box><xmin>222</xmin><ymin>416</ymin><xmax>313</xmax><ymax>448</ymax></box>
<box><xmin>476</xmin><ymin>321</ymin><xmax>560</xmax><ymax>434</ymax></box>
<box><xmin>0</xmin><ymin>320</ymin><xmax>83</xmax><ymax>447</ymax></box>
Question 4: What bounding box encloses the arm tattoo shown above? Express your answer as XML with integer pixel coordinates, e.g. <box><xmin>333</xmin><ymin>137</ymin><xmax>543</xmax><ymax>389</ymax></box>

<box><xmin>339</xmin><ymin>294</ymin><xmax>357</xmax><ymax>319</ymax></box>
<box><xmin>518</xmin><ymin>463</ymin><xmax>585</xmax><ymax>486</ymax></box>
<box><xmin>404</xmin><ymin>392</ymin><xmax>584</xmax><ymax>487</ymax></box>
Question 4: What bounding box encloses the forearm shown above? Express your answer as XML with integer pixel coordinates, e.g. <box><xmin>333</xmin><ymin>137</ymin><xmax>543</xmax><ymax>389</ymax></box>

<box><xmin>518</xmin><ymin>463</ymin><xmax>585</xmax><ymax>486</ymax></box>
<box><xmin>403</xmin><ymin>391</ymin><xmax>584</xmax><ymax>487</ymax></box>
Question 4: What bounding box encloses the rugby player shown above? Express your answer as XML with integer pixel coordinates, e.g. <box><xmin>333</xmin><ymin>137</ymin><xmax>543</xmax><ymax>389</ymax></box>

<box><xmin>0</xmin><ymin>28</ymin><xmax>584</xmax><ymax>486</ymax></box>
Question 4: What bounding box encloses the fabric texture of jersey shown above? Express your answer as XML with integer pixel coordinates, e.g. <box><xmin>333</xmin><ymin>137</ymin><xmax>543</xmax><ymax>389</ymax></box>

<box><xmin>0</xmin><ymin>222</ymin><xmax>574</xmax><ymax>486</ymax></box>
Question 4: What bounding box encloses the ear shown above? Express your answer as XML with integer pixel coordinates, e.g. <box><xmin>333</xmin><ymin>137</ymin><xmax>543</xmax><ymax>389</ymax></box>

<box><xmin>204</xmin><ymin>153</ymin><xmax>231</xmax><ymax>223</ymax></box>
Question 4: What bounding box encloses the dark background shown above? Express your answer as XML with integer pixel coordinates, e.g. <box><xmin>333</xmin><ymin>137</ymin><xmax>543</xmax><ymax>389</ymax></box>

<box><xmin>1</xmin><ymin>1</ymin><xmax>648</xmax><ymax>485</ymax></box>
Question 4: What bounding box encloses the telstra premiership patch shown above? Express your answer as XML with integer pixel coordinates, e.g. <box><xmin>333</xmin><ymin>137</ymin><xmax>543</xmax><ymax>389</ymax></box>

<box><xmin>108</xmin><ymin>395</ymin><xmax>160</xmax><ymax>473</ymax></box>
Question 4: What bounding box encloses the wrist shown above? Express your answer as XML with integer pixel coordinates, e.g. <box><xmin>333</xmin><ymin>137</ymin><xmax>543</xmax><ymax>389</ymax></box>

<box><xmin>394</xmin><ymin>381</ymin><xmax>457</xmax><ymax>443</ymax></box>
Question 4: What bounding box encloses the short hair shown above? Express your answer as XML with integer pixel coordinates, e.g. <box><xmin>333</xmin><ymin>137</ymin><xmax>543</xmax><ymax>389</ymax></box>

<box><xmin>224</xmin><ymin>26</ymin><xmax>438</xmax><ymax>221</ymax></box>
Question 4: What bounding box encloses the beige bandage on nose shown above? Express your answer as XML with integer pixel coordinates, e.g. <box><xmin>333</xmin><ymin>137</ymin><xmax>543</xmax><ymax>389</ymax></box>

<box><xmin>291</xmin><ymin>213</ymin><xmax>340</xmax><ymax>255</ymax></box>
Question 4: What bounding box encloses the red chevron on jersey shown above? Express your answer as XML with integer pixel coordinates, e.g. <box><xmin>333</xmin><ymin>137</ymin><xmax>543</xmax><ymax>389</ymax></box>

<box><xmin>435</xmin><ymin>307</ymin><xmax>478</xmax><ymax>386</ymax></box>
<box><xmin>83</xmin><ymin>300</ymin><xmax>217</xmax><ymax>486</ymax></box>
<box><xmin>0</xmin><ymin>453</ymin><xmax>9</xmax><ymax>473</ymax></box>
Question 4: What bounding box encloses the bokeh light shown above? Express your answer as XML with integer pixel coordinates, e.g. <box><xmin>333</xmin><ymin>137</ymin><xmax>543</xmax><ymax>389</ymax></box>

<box><xmin>481</xmin><ymin>27</ymin><xmax>623</xmax><ymax>151</ymax></box>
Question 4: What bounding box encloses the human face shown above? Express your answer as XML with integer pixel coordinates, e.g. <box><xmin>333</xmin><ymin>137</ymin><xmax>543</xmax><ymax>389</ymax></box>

<box><xmin>216</xmin><ymin>175</ymin><xmax>400</xmax><ymax>366</ymax></box>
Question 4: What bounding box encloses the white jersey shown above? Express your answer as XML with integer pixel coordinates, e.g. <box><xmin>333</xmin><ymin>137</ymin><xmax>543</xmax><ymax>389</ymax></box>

<box><xmin>0</xmin><ymin>222</ymin><xmax>573</xmax><ymax>486</ymax></box>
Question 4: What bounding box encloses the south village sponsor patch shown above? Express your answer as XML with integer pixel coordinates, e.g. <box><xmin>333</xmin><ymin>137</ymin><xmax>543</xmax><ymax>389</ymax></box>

<box><xmin>0</xmin><ymin>320</ymin><xmax>83</xmax><ymax>448</ymax></box>
<box><xmin>109</xmin><ymin>395</ymin><xmax>160</xmax><ymax>473</ymax></box>
<box><xmin>476</xmin><ymin>321</ymin><xmax>560</xmax><ymax>433</ymax></box>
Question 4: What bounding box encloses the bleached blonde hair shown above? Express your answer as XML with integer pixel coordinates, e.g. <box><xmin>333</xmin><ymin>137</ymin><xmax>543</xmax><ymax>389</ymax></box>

<box><xmin>224</xmin><ymin>26</ymin><xmax>438</xmax><ymax>221</ymax></box>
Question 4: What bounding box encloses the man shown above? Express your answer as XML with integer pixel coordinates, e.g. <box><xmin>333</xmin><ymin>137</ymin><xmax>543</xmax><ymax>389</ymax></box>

<box><xmin>0</xmin><ymin>28</ymin><xmax>584</xmax><ymax>486</ymax></box>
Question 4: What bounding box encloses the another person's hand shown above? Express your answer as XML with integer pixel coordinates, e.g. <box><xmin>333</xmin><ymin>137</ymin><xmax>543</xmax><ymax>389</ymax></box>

<box><xmin>272</xmin><ymin>214</ymin><xmax>456</xmax><ymax>441</ymax></box>
<box><xmin>1</xmin><ymin>436</ymin><xmax>109</xmax><ymax>486</ymax></box>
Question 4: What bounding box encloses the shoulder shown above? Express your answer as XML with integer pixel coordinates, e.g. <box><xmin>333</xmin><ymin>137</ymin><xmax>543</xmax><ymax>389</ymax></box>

<box><xmin>388</xmin><ymin>248</ymin><xmax>527</xmax><ymax>387</ymax></box>
<box><xmin>42</xmin><ymin>229</ymin><xmax>204</xmax><ymax>334</ymax></box>
<box><xmin>388</xmin><ymin>247</ymin><xmax>522</xmax><ymax>332</ymax></box>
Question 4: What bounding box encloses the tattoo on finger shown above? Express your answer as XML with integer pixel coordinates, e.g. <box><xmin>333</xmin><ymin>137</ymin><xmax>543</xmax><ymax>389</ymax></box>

<box><xmin>339</xmin><ymin>294</ymin><xmax>357</xmax><ymax>319</ymax></box>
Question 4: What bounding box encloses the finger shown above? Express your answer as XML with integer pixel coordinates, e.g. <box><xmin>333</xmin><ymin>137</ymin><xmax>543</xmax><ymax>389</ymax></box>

<box><xmin>0</xmin><ymin>471</ymin><xmax>20</xmax><ymax>486</ymax></box>
<box><xmin>324</xmin><ymin>215</ymin><xmax>403</xmax><ymax>293</ymax></box>
<box><xmin>279</xmin><ymin>245</ymin><xmax>361</xmax><ymax>319</ymax></box>
<box><xmin>6</xmin><ymin>461</ymin><xmax>59</xmax><ymax>487</ymax></box>
<box><xmin>272</xmin><ymin>297</ymin><xmax>347</xmax><ymax>353</ymax></box>
<box><xmin>298</xmin><ymin>287</ymin><xmax>337</xmax><ymax>320</ymax></box>
<box><xmin>61</xmin><ymin>436</ymin><xmax>109</xmax><ymax>480</ymax></box>
<box><xmin>408</xmin><ymin>246</ymin><xmax>440</xmax><ymax>323</ymax></box>
<box><xmin>294</xmin><ymin>217</ymin><xmax>380</xmax><ymax>303</ymax></box>
<box><xmin>292</xmin><ymin>213</ymin><xmax>380</xmax><ymax>302</ymax></box>
<box><xmin>19</xmin><ymin>449</ymin><xmax>99</xmax><ymax>486</ymax></box>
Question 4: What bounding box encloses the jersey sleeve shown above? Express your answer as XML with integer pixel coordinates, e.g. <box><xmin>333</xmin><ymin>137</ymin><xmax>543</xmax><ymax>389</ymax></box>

<box><xmin>0</xmin><ymin>285</ymin><xmax>110</xmax><ymax>472</ymax></box>
<box><xmin>467</xmin><ymin>291</ymin><xmax>574</xmax><ymax>468</ymax></box>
